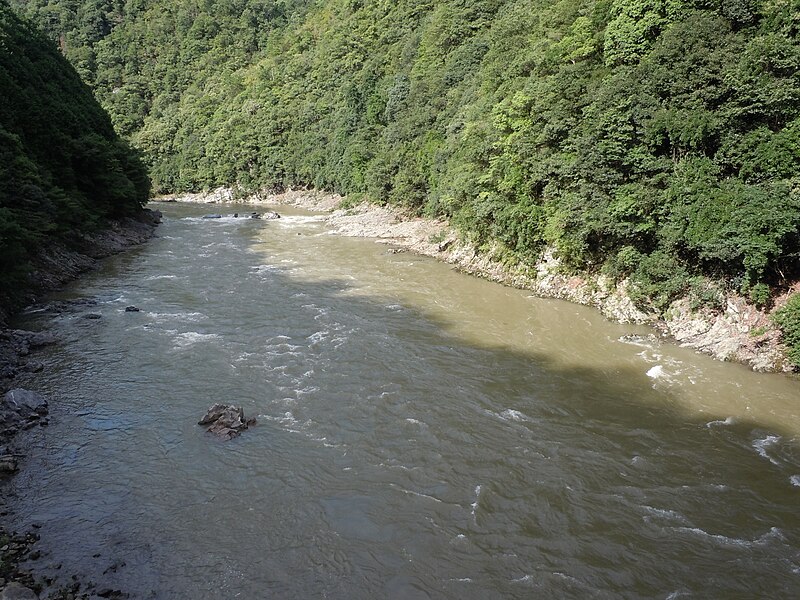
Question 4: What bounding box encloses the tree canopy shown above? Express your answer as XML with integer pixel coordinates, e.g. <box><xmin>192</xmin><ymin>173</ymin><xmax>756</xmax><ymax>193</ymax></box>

<box><xmin>9</xmin><ymin>0</ymin><xmax>800</xmax><ymax>311</ymax></box>
<box><xmin>0</xmin><ymin>0</ymin><xmax>149</xmax><ymax>306</ymax></box>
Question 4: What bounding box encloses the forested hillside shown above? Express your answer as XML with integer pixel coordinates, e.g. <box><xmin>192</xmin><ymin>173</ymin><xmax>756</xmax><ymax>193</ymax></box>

<box><xmin>10</xmin><ymin>0</ymin><xmax>800</xmax><ymax>315</ymax></box>
<box><xmin>0</xmin><ymin>0</ymin><xmax>149</xmax><ymax>308</ymax></box>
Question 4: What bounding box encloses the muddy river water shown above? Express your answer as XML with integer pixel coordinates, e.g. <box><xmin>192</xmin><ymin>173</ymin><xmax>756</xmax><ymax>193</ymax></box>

<box><xmin>6</xmin><ymin>202</ymin><xmax>800</xmax><ymax>598</ymax></box>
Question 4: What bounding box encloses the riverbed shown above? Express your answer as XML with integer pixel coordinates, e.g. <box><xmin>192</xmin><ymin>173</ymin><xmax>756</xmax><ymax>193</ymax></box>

<box><xmin>5</xmin><ymin>202</ymin><xmax>800</xmax><ymax>598</ymax></box>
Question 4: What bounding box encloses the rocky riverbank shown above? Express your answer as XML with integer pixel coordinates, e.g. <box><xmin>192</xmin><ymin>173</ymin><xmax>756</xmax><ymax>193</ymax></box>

<box><xmin>168</xmin><ymin>187</ymin><xmax>797</xmax><ymax>373</ymax></box>
<box><xmin>0</xmin><ymin>209</ymin><xmax>160</xmax><ymax>600</ymax></box>
<box><xmin>0</xmin><ymin>209</ymin><xmax>161</xmax><ymax>390</ymax></box>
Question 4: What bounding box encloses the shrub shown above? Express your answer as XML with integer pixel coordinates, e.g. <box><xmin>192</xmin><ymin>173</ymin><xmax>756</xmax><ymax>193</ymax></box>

<box><xmin>773</xmin><ymin>293</ymin><xmax>800</xmax><ymax>367</ymax></box>
<box><xmin>629</xmin><ymin>250</ymin><xmax>692</xmax><ymax>312</ymax></box>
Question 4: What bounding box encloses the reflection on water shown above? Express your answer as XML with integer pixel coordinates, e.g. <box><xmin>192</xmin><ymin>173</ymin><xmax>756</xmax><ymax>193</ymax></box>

<box><xmin>6</xmin><ymin>202</ymin><xmax>800</xmax><ymax>599</ymax></box>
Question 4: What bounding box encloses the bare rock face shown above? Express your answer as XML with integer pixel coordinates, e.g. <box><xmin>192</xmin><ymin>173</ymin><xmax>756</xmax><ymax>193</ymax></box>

<box><xmin>198</xmin><ymin>404</ymin><xmax>255</xmax><ymax>440</ymax></box>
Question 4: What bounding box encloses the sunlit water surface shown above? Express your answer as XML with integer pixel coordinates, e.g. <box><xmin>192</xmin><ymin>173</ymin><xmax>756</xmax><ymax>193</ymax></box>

<box><xmin>6</xmin><ymin>202</ymin><xmax>800</xmax><ymax>598</ymax></box>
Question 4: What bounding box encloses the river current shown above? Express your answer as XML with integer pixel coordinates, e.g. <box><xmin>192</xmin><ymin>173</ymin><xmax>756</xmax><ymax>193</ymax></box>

<box><xmin>6</xmin><ymin>202</ymin><xmax>800</xmax><ymax>598</ymax></box>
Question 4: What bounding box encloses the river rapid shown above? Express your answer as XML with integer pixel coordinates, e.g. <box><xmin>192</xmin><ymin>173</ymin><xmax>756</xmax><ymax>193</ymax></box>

<box><xmin>5</xmin><ymin>202</ymin><xmax>800</xmax><ymax>598</ymax></box>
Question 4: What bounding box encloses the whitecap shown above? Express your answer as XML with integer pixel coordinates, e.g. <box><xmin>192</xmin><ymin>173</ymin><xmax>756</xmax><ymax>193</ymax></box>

<box><xmin>471</xmin><ymin>485</ymin><xmax>482</xmax><ymax>518</ymax></box>
<box><xmin>389</xmin><ymin>484</ymin><xmax>443</xmax><ymax>503</ymax></box>
<box><xmin>500</xmin><ymin>409</ymin><xmax>529</xmax><ymax>422</ymax></box>
<box><xmin>618</xmin><ymin>334</ymin><xmax>660</xmax><ymax>349</ymax></box>
<box><xmin>646</xmin><ymin>365</ymin><xmax>664</xmax><ymax>379</ymax></box>
<box><xmin>173</xmin><ymin>331</ymin><xmax>221</xmax><ymax>348</ymax></box>
<box><xmin>752</xmin><ymin>434</ymin><xmax>782</xmax><ymax>466</ymax></box>
<box><xmin>641</xmin><ymin>505</ymin><xmax>690</xmax><ymax>525</ymax></box>
<box><xmin>673</xmin><ymin>526</ymin><xmax>782</xmax><ymax>547</ymax></box>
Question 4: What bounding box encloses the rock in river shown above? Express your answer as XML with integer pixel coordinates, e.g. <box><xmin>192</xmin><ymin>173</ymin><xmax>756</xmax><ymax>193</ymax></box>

<box><xmin>0</xmin><ymin>582</ymin><xmax>38</xmax><ymax>599</ymax></box>
<box><xmin>198</xmin><ymin>404</ymin><xmax>256</xmax><ymax>440</ymax></box>
<box><xmin>2</xmin><ymin>389</ymin><xmax>48</xmax><ymax>425</ymax></box>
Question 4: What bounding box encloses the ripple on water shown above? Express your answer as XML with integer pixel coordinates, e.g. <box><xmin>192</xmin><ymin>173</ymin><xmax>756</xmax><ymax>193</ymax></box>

<box><xmin>752</xmin><ymin>434</ymin><xmax>783</xmax><ymax>466</ymax></box>
<box><xmin>172</xmin><ymin>331</ymin><xmax>222</xmax><ymax>349</ymax></box>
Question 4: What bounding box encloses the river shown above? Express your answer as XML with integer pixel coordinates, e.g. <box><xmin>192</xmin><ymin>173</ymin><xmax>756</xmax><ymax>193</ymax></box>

<box><xmin>6</xmin><ymin>202</ymin><xmax>800</xmax><ymax>598</ymax></box>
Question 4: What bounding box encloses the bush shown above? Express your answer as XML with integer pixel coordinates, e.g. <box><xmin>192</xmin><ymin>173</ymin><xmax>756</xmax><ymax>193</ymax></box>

<box><xmin>773</xmin><ymin>293</ymin><xmax>800</xmax><ymax>367</ymax></box>
<box><xmin>629</xmin><ymin>250</ymin><xmax>692</xmax><ymax>312</ymax></box>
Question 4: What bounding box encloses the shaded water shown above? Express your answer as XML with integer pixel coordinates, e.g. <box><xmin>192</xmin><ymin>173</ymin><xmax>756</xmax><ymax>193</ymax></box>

<box><xmin>6</xmin><ymin>202</ymin><xmax>800</xmax><ymax>598</ymax></box>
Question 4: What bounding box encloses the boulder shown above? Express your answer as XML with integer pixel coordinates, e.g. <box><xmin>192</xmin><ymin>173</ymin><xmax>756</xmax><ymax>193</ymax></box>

<box><xmin>0</xmin><ymin>582</ymin><xmax>38</xmax><ymax>599</ymax></box>
<box><xmin>198</xmin><ymin>403</ymin><xmax>255</xmax><ymax>440</ymax></box>
<box><xmin>11</xmin><ymin>331</ymin><xmax>57</xmax><ymax>349</ymax></box>
<box><xmin>0</xmin><ymin>456</ymin><xmax>19</xmax><ymax>474</ymax></box>
<box><xmin>262</xmin><ymin>211</ymin><xmax>281</xmax><ymax>220</ymax></box>
<box><xmin>124</xmin><ymin>306</ymin><xmax>140</xmax><ymax>312</ymax></box>
<box><xmin>3</xmin><ymin>389</ymin><xmax>48</xmax><ymax>421</ymax></box>
<box><xmin>202</xmin><ymin>213</ymin><xmax>222</xmax><ymax>219</ymax></box>
<box><xmin>1</xmin><ymin>389</ymin><xmax>48</xmax><ymax>438</ymax></box>
<box><xmin>249</xmin><ymin>212</ymin><xmax>261</xmax><ymax>219</ymax></box>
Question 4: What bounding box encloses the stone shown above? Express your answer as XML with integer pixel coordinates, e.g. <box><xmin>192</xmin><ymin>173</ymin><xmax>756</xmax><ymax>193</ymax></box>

<box><xmin>11</xmin><ymin>331</ymin><xmax>57</xmax><ymax>349</ymax></box>
<box><xmin>0</xmin><ymin>458</ymin><xmax>18</xmax><ymax>473</ymax></box>
<box><xmin>262</xmin><ymin>211</ymin><xmax>281</xmax><ymax>220</ymax></box>
<box><xmin>198</xmin><ymin>404</ymin><xmax>255</xmax><ymax>440</ymax></box>
<box><xmin>1</xmin><ymin>389</ymin><xmax>47</xmax><ymax>432</ymax></box>
<box><xmin>202</xmin><ymin>214</ymin><xmax>222</xmax><ymax>219</ymax></box>
<box><xmin>0</xmin><ymin>582</ymin><xmax>39</xmax><ymax>599</ymax></box>
<box><xmin>124</xmin><ymin>306</ymin><xmax>140</xmax><ymax>312</ymax></box>
<box><xmin>249</xmin><ymin>212</ymin><xmax>261</xmax><ymax>219</ymax></box>
<box><xmin>3</xmin><ymin>390</ymin><xmax>48</xmax><ymax>420</ymax></box>
<box><xmin>83</xmin><ymin>313</ymin><xmax>102</xmax><ymax>320</ymax></box>
<box><xmin>23</xmin><ymin>361</ymin><xmax>44</xmax><ymax>373</ymax></box>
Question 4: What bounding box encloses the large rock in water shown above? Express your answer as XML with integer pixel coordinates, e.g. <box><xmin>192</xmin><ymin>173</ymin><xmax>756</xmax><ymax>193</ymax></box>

<box><xmin>198</xmin><ymin>404</ymin><xmax>255</xmax><ymax>440</ymax></box>
<box><xmin>1</xmin><ymin>389</ymin><xmax>48</xmax><ymax>435</ymax></box>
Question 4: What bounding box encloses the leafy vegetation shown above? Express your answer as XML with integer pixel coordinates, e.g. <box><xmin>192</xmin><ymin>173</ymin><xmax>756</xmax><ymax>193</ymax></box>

<box><xmin>0</xmin><ymin>1</ymin><xmax>149</xmax><ymax>310</ymax></box>
<box><xmin>773</xmin><ymin>293</ymin><xmax>800</xmax><ymax>367</ymax></box>
<box><xmin>9</xmin><ymin>0</ymin><xmax>800</xmax><ymax>314</ymax></box>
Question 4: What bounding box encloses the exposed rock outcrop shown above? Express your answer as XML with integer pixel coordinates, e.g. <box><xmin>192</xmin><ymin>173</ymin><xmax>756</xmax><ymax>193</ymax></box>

<box><xmin>198</xmin><ymin>404</ymin><xmax>256</xmax><ymax>440</ymax></box>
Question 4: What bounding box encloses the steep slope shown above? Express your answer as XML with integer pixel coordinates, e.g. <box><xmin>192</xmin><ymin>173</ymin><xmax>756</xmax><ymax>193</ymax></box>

<box><xmin>11</xmin><ymin>0</ymin><xmax>800</xmax><ymax>361</ymax></box>
<box><xmin>0</xmin><ymin>0</ymin><xmax>151</xmax><ymax>317</ymax></box>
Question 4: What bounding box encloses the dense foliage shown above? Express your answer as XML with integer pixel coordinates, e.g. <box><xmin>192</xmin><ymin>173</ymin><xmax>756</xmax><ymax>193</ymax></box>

<box><xmin>773</xmin><ymin>293</ymin><xmax>800</xmax><ymax>365</ymax></box>
<box><xmin>11</xmin><ymin>0</ymin><xmax>800</xmax><ymax>314</ymax></box>
<box><xmin>0</xmin><ymin>1</ymin><xmax>149</xmax><ymax>306</ymax></box>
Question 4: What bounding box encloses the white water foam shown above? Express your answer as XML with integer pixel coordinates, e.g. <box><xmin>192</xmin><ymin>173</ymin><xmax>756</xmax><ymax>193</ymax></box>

<box><xmin>646</xmin><ymin>365</ymin><xmax>665</xmax><ymax>379</ymax></box>
<box><xmin>705</xmin><ymin>416</ymin><xmax>736</xmax><ymax>428</ymax></box>
<box><xmin>500</xmin><ymin>409</ymin><xmax>530</xmax><ymax>422</ymax></box>
<box><xmin>618</xmin><ymin>334</ymin><xmax>660</xmax><ymax>349</ymax></box>
<box><xmin>673</xmin><ymin>525</ymin><xmax>783</xmax><ymax>548</ymax></box>
<box><xmin>173</xmin><ymin>331</ymin><xmax>222</xmax><ymax>348</ymax></box>
<box><xmin>471</xmin><ymin>485</ymin><xmax>482</xmax><ymax>519</ymax></box>
<box><xmin>641</xmin><ymin>505</ymin><xmax>691</xmax><ymax>526</ymax></box>
<box><xmin>790</xmin><ymin>475</ymin><xmax>800</xmax><ymax>487</ymax></box>
<box><xmin>752</xmin><ymin>434</ymin><xmax>782</xmax><ymax>466</ymax></box>
<box><xmin>146</xmin><ymin>311</ymin><xmax>206</xmax><ymax>324</ymax></box>
<box><xmin>389</xmin><ymin>484</ymin><xmax>443</xmax><ymax>503</ymax></box>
